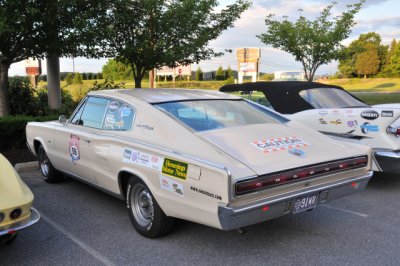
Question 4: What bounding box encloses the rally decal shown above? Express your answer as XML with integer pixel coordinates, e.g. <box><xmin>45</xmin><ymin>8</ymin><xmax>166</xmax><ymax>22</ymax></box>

<box><xmin>252</xmin><ymin>137</ymin><xmax>309</xmax><ymax>153</ymax></box>
<box><xmin>160</xmin><ymin>175</ymin><xmax>184</xmax><ymax>197</ymax></box>
<box><xmin>122</xmin><ymin>148</ymin><xmax>163</xmax><ymax>170</ymax></box>
<box><xmin>162</xmin><ymin>158</ymin><xmax>188</xmax><ymax>180</ymax></box>
<box><xmin>69</xmin><ymin>134</ymin><xmax>80</xmax><ymax>165</ymax></box>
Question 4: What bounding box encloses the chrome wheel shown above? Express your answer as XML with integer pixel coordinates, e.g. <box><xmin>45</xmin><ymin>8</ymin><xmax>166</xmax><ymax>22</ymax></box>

<box><xmin>38</xmin><ymin>147</ymin><xmax>49</xmax><ymax>177</ymax></box>
<box><xmin>130</xmin><ymin>183</ymin><xmax>154</xmax><ymax>227</ymax></box>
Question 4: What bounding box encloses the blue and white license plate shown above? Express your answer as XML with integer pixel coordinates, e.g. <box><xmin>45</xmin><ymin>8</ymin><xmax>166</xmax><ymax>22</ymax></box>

<box><xmin>292</xmin><ymin>194</ymin><xmax>318</xmax><ymax>214</ymax></box>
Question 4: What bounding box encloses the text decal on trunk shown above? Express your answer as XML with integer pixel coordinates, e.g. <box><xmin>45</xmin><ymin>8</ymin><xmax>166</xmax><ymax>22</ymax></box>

<box><xmin>251</xmin><ymin>136</ymin><xmax>309</xmax><ymax>153</ymax></box>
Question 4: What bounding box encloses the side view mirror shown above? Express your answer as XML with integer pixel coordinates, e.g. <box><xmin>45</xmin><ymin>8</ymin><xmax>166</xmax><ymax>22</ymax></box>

<box><xmin>59</xmin><ymin>115</ymin><xmax>68</xmax><ymax>124</ymax></box>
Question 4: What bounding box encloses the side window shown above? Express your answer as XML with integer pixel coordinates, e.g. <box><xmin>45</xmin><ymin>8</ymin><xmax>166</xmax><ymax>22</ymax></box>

<box><xmin>80</xmin><ymin>97</ymin><xmax>110</xmax><ymax>129</ymax></box>
<box><xmin>70</xmin><ymin>98</ymin><xmax>87</xmax><ymax>125</ymax></box>
<box><xmin>102</xmin><ymin>100</ymin><xmax>135</xmax><ymax>131</ymax></box>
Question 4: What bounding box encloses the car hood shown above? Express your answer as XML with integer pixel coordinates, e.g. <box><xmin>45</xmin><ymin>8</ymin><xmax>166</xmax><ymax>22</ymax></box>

<box><xmin>0</xmin><ymin>154</ymin><xmax>34</xmax><ymax>209</ymax></box>
<box><xmin>198</xmin><ymin>123</ymin><xmax>366</xmax><ymax>176</ymax></box>
<box><xmin>372</xmin><ymin>103</ymin><xmax>400</xmax><ymax>109</ymax></box>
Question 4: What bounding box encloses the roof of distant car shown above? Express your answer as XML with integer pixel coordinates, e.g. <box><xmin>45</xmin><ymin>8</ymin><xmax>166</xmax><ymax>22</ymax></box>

<box><xmin>89</xmin><ymin>88</ymin><xmax>241</xmax><ymax>103</ymax></box>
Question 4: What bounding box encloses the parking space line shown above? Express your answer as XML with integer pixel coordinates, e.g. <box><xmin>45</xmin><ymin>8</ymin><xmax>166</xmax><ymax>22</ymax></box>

<box><xmin>321</xmin><ymin>204</ymin><xmax>369</xmax><ymax>218</ymax></box>
<box><xmin>39</xmin><ymin>212</ymin><xmax>116</xmax><ymax>266</ymax></box>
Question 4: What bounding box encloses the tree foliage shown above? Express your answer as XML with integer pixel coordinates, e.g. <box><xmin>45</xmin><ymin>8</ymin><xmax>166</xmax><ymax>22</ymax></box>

<box><xmin>355</xmin><ymin>44</ymin><xmax>381</xmax><ymax>78</ymax></box>
<box><xmin>258</xmin><ymin>1</ymin><xmax>364</xmax><ymax>81</ymax></box>
<box><xmin>102</xmin><ymin>59</ymin><xmax>133</xmax><ymax>81</ymax></box>
<box><xmin>103</xmin><ymin>0</ymin><xmax>251</xmax><ymax>88</ymax></box>
<box><xmin>196</xmin><ymin>67</ymin><xmax>203</xmax><ymax>81</ymax></box>
<box><xmin>73</xmin><ymin>73</ymin><xmax>83</xmax><ymax>85</ymax></box>
<box><xmin>216</xmin><ymin>66</ymin><xmax>225</xmax><ymax>80</ymax></box>
<box><xmin>338</xmin><ymin>32</ymin><xmax>387</xmax><ymax>78</ymax></box>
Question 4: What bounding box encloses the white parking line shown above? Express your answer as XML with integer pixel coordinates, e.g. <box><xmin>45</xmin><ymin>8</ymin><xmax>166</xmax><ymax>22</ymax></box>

<box><xmin>321</xmin><ymin>204</ymin><xmax>369</xmax><ymax>218</ymax></box>
<box><xmin>39</xmin><ymin>212</ymin><xmax>116</xmax><ymax>266</ymax></box>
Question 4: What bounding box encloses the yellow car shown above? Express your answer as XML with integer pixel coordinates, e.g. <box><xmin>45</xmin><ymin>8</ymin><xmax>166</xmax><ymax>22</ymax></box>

<box><xmin>0</xmin><ymin>153</ymin><xmax>40</xmax><ymax>244</ymax></box>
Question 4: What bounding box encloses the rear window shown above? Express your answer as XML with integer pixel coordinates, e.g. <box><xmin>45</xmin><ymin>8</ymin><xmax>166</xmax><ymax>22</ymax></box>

<box><xmin>299</xmin><ymin>88</ymin><xmax>368</xmax><ymax>108</ymax></box>
<box><xmin>154</xmin><ymin>100</ymin><xmax>277</xmax><ymax>132</ymax></box>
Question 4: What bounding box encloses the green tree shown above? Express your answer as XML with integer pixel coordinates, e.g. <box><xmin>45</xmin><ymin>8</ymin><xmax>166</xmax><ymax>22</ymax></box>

<box><xmin>0</xmin><ymin>0</ymin><xmax>42</xmax><ymax>116</ymax></box>
<box><xmin>0</xmin><ymin>0</ymin><xmax>108</xmax><ymax>116</ymax></box>
<box><xmin>216</xmin><ymin>66</ymin><xmax>225</xmax><ymax>80</ymax></box>
<box><xmin>381</xmin><ymin>39</ymin><xmax>398</xmax><ymax>77</ymax></box>
<box><xmin>196</xmin><ymin>67</ymin><xmax>203</xmax><ymax>81</ymax></box>
<box><xmin>355</xmin><ymin>44</ymin><xmax>381</xmax><ymax>78</ymax></box>
<box><xmin>65</xmin><ymin>73</ymin><xmax>74</xmax><ymax>85</ymax></box>
<box><xmin>391</xmin><ymin>44</ymin><xmax>400</xmax><ymax>77</ymax></box>
<box><xmin>225</xmin><ymin>66</ymin><xmax>233</xmax><ymax>79</ymax></box>
<box><xmin>102</xmin><ymin>59</ymin><xmax>133</xmax><ymax>81</ymax></box>
<box><xmin>103</xmin><ymin>0</ymin><xmax>251</xmax><ymax>88</ymax></box>
<box><xmin>338</xmin><ymin>32</ymin><xmax>387</xmax><ymax>78</ymax></box>
<box><xmin>73</xmin><ymin>73</ymin><xmax>83</xmax><ymax>85</ymax></box>
<box><xmin>258</xmin><ymin>1</ymin><xmax>364</xmax><ymax>82</ymax></box>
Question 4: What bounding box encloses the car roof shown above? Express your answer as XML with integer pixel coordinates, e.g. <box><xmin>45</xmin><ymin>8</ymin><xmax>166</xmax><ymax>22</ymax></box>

<box><xmin>89</xmin><ymin>88</ymin><xmax>241</xmax><ymax>103</ymax></box>
<box><xmin>220</xmin><ymin>81</ymin><xmax>361</xmax><ymax>114</ymax></box>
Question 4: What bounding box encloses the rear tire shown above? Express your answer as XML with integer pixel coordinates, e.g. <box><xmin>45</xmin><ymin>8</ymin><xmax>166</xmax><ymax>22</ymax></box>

<box><xmin>126</xmin><ymin>178</ymin><xmax>174</xmax><ymax>238</ymax></box>
<box><xmin>38</xmin><ymin>144</ymin><xmax>61</xmax><ymax>183</ymax></box>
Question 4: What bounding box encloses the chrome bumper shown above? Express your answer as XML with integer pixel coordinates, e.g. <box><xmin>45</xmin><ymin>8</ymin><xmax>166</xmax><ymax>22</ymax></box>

<box><xmin>218</xmin><ymin>171</ymin><xmax>373</xmax><ymax>230</ymax></box>
<box><xmin>0</xmin><ymin>207</ymin><xmax>40</xmax><ymax>236</ymax></box>
<box><xmin>374</xmin><ymin>150</ymin><xmax>400</xmax><ymax>173</ymax></box>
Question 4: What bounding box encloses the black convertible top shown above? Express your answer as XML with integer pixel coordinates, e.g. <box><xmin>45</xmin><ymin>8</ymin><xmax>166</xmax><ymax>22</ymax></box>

<box><xmin>220</xmin><ymin>81</ymin><xmax>355</xmax><ymax>114</ymax></box>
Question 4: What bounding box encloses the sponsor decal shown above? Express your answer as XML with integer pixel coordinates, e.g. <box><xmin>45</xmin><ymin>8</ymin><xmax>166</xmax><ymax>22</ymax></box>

<box><xmin>122</xmin><ymin>148</ymin><xmax>163</xmax><ymax>170</ymax></box>
<box><xmin>190</xmin><ymin>186</ymin><xmax>222</xmax><ymax>200</ymax></box>
<box><xmin>319</xmin><ymin>118</ymin><xmax>327</xmax><ymax>125</ymax></box>
<box><xmin>361</xmin><ymin>110</ymin><xmax>379</xmax><ymax>120</ymax></box>
<box><xmin>332</xmin><ymin>110</ymin><xmax>340</xmax><ymax>115</ymax></box>
<box><xmin>345</xmin><ymin>109</ymin><xmax>354</xmax><ymax>115</ymax></box>
<box><xmin>347</xmin><ymin>120</ymin><xmax>358</xmax><ymax>128</ymax></box>
<box><xmin>162</xmin><ymin>158</ymin><xmax>188</xmax><ymax>180</ymax></box>
<box><xmin>318</xmin><ymin>110</ymin><xmax>328</xmax><ymax>116</ymax></box>
<box><xmin>381</xmin><ymin>110</ymin><xmax>394</xmax><ymax>117</ymax></box>
<box><xmin>288</xmin><ymin>148</ymin><xmax>306</xmax><ymax>158</ymax></box>
<box><xmin>330</xmin><ymin>119</ymin><xmax>342</xmax><ymax>125</ymax></box>
<box><xmin>119</xmin><ymin>105</ymin><xmax>132</xmax><ymax>118</ymax></box>
<box><xmin>69</xmin><ymin>135</ymin><xmax>80</xmax><ymax>164</ymax></box>
<box><xmin>160</xmin><ymin>175</ymin><xmax>184</xmax><ymax>197</ymax></box>
<box><xmin>108</xmin><ymin>101</ymin><xmax>120</xmax><ymax>113</ymax></box>
<box><xmin>252</xmin><ymin>137</ymin><xmax>309</xmax><ymax>154</ymax></box>
<box><xmin>360</xmin><ymin>122</ymin><xmax>379</xmax><ymax>134</ymax></box>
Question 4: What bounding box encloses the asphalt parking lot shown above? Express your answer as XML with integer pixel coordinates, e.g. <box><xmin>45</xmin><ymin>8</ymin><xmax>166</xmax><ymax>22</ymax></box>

<box><xmin>1</xmin><ymin>169</ymin><xmax>400</xmax><ymax>266</ymax></box>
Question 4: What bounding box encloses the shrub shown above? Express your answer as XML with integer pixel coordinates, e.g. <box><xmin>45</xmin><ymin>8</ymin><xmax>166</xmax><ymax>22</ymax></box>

<box><xmin>8</xmin><ymin>77</ymin><xmax>39</xmax><ymax>116</ymax></box>
<box><xmin>0</xmin><ymin>115</ymin><xmax>58</xmax><ymax>151</ymax></box>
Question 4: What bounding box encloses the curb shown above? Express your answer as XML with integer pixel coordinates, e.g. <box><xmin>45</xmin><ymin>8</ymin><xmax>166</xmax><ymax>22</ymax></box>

<box><xmin>14</xmin><ymin>161</ymin><xmax>39</xmax><ymax>173</ymax></box>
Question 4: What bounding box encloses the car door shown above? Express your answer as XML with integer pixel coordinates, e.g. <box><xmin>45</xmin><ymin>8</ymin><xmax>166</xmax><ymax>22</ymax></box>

<box><xmin>52</xmin><ymin>96</ymin><xmax>110</xmax><ymax>184</ymax></box>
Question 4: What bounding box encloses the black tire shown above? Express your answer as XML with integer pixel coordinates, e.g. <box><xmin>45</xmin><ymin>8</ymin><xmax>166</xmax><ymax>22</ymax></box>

<box><xmin>37</xmin><ymin>144</ymin><xmax>61</xmax><ymax>183</ymax></box>
<box><xmin>0</xmin><ymin>233</ymin><xmax>18</xmax><ymax>245</ymax></box>
<box><xmin>126</xmin><ymin>177</ymin><xmax>174</xmax><ymax>238</ymax></box>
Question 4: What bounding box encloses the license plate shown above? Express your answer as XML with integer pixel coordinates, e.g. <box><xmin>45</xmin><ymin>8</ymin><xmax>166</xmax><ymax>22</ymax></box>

<box><xmin>292</xmin><ymin>194</ymin><xmax>318</xmax><ymax>214</ymax></box>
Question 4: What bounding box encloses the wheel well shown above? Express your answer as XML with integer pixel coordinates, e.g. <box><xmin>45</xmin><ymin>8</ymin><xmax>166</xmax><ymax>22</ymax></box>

<box><xmin>119</xmin><ymin>171</ymin><xmax>139</xmax><ymax>199</ymax></box>
<box><xmin>33</xmin><ymin>140</ymin><xmax>42</xmax><ymax>154</ymax></box>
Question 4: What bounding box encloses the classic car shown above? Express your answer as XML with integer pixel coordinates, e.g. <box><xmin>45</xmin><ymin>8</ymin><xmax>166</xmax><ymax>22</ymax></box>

<box><xmin>220</xmin><ymin>81</ymin><xmax>400</xmax><ymax>174</ymax></box>
<box><xmin>26</xmin><ymin>88</ymin><xmax>372</xmax><ymax>238</ymax></box>
<box><xmin>0</xmin><ymin>153</ymin><xmax>40</xmax><ymax>244</ymax></box>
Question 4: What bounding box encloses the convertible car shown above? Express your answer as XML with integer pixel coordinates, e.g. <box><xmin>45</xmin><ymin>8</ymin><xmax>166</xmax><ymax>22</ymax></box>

<box><xmin>0</xmin><ymin>153</ymin><xmax>40</xmax><ymax>244</ymax></box>
<box><xmin>220</xmin><ymin>81</ymin><xmax>400</xmax><ymax>174</ymax></box>
<box><xmin>27</xmin><ymin>89</ymin><xmax>372</xmax><ymax>238</ymax></box>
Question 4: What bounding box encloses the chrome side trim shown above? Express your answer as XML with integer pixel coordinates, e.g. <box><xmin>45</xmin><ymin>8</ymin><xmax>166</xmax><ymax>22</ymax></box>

<box><xmin>0</xmin><ymin>208</ymin><xmax>40</xmax><ymax>236</ymax></box>
<box><xmin>375</xmin><ymin>150</ymin><xmax>400</xmax><ymax>159</ymax></box>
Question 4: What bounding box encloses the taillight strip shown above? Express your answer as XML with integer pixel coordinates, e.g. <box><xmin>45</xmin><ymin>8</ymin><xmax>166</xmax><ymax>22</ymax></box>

<box><xmin>235</xmin><ymin>156</ymin><xmax>368</xmax><ymax>196</ymax></box>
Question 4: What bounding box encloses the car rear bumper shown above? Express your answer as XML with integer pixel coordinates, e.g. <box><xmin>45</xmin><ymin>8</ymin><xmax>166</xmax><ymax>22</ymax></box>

<box><xmin>374</xmin><ymin>150</ymin><xmax>400</xmax><ymax>173</ymax></box>
<box><xmin>0</xmin><ymin>207</ymin><xmax>40</xmax><ymax>236</ymax></box>
<box><xmin>218</xmin><ymin>171</ymin><xmax>373</xmax><ymax>230</ymax></box>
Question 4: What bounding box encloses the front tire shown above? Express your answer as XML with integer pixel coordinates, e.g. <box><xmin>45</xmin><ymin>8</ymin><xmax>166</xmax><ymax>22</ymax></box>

<box><xmin>0</xmin><ymin>233</ymin><xmax>18</xmax><ymax>245</ymax></box>
<box><xmin>38</xmin><ymin>144</ymin><xmax>61</xmax><ymax>183</ymax></box>
<box><xmin>127</xmin><ymin>178</ymin><xmax>174</xmax><ymax>238</ymax></box>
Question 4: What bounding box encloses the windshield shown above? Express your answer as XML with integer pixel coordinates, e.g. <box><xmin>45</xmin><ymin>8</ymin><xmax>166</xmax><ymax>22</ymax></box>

<box><xmin>299</xmin><ymin>88</ymin><xmax>368</xmax><ymax>108</ymax></box>
<box><xmin>155</xmin><ymin>100</ymin><xmax>278</xmax><ymax>132</ymax></box>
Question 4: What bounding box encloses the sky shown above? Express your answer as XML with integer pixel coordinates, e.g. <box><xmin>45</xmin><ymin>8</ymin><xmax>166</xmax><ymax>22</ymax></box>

<box><xmin>8</xmin><ymin>0</ymin><xmax>400</xmax><ymax>77</ymax></box>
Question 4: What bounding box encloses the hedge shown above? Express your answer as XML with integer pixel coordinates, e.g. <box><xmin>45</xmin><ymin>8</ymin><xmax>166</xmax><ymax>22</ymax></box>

<box><xmin>0</xmin><ymin>115</ymin><xmax>58</xmax><ymax>151</ymax></box>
